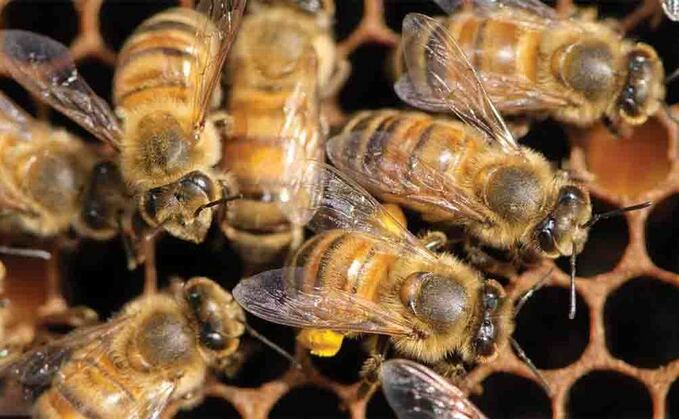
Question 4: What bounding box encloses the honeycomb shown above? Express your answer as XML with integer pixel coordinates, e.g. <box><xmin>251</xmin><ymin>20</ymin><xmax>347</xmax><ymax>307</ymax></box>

<box><xmin>0</xmin><ymin>0</ymin><xmax>678</xmax><ymax>418</ymax></box>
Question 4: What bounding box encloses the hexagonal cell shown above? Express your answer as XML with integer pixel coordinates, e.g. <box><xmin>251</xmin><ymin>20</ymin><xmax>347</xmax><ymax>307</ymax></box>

<box><xmin>99</xmin><ymin>0</ymin><xmax>179</xmax><ymax>52</ymax></box>
<box><xmin>572</xmin><ymin>117</ymin><xmax>672</xmax><ymax>199</ymax></box>
<box><xmin>334</xmin><ymin>0</ymin><xmax>363</xmax><ymax>41</ymax></box>
<box><xmin>469</xmin><ymin>372</ymin><xmax>551</xmax><ymax>418</ymax></box>
<box><xmin>520</xmin><ymin>119</ymin><xmax>570</xmax><ymax>164</ymax></box>
<box><xmin>384</xmin><ymin>0</ymin><xmax>443</xmax><ymax>33</ymax></box>
<box><xmin>270</xmin><ymin>386</ymin><xmax>343</xmax><ymax>418</ymax></box>
<box><xmin>645</xmin><ymin>194</ymin><xmax>679</xmax><ymax>274</ymax></box>
<box><xmin>1</xmin><ymin>0</ymin><xmax>78</xmax><ymax>46</ymax></box>
<box><xmin>339</xmin><ymin>44</ymin><xmax>399</xmax><ymax>112</ymax></box>
<box><xmin>666</xmin><ymin>377</ymin><xmax>679</xmax><ymax>418</ymax></box>
<box><xmin>605</xmin><ymin>277</ymin><xmax>679</xmax><ymax>368</ymax></box>
<box><xmin>176</xmin><ymin>397</ymin><xmax>240</xmax><ymax>418</ymax></box>
<box><xmin>513</xmin><ymin>286</ymin><xmax>589</xmax><ymax>369</ymax></box>
<box><xmin>567</xmin><ymin>371</ymin><xmax>651</xmax><ymax>418</ymax></box>
<box><xmin>310</xmin><ymin>338</ymin><xmax>366</xmax><ymax>385</ymax></box>
<box><xmin>556</xmin><ymin>198</ymin><xmax>629</xmax><ymax>278</ymax></box>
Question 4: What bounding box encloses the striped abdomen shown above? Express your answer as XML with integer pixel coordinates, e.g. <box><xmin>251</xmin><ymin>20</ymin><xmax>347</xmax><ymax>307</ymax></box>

<box><xmin>114</xmin><ymin>8</ymin><xmax>213</xmax><ymax>110</ymax></box>
<box><xmin>33</xmin><ymin>350</ymin><xmax>148</xmax><ymax>418</ymax></box>
<box><xmin>336</xmin><ymin>110</ymin><xmax>485</xmax><ymax>200</ymax></box>
<box><xmin>288</xmin><ymin>230</ymin><xmax>397</xmax><ymax>304</ymax></box>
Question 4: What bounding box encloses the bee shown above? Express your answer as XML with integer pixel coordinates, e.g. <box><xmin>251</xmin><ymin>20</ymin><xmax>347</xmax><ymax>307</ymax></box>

<box><xmin>0</xmin><ymin>91</ymin><xmax>94</xmax><ymax>239</ymax></box>
<box><xmin>233</xmin><ymin>163</ymin><xmax>515</xmax><ymax>380</ymax></box>
<box><xmin>0</xmin><ymin>277</ymin><xmax>245</xmax><ymax>418</ymax></box>
<box><xmin>392</xmin><ymin>0</ymin><xmax>665</xmax><ymax>132</ymax></box>
<box><xmin>381</xmin><ymin>359</ymin><xmax>486</xmax><ymax>419</ymax></box>
<box><xmin>329</xmin><ymin>13</ymin><xmax>650</xmax><ymax>318</ymax></box>
<box><xmin>219</xmin><ymin>0</ymin><xmax>347</xmax><ymax>266</ymax></box>
<box><xmin>0</xmin><ymin>0</ymin><xmax>246</xmax><ymax>244</ymax></box>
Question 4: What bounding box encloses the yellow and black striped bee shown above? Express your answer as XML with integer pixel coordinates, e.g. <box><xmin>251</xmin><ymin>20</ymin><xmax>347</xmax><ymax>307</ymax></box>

<box><xmin>329</xmin><ymin>13</ymin><xmax>649</xmax><ymax>318</ymax></box>
<box><xmin>393</xmin><ymin>0</ymin><xmax>665</xmax><ymax>132</ymax></box>
<box><xmin>1</xmin><ymin>0</ymin><xmax>245</xmax><ymax>244</ymax></box>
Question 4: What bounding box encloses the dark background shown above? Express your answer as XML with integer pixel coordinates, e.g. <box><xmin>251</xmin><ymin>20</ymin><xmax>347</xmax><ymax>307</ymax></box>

<box><xmin>1</xmin><ymin>0</ymin><xmax>679</xmax><ymax>418</ymax></box>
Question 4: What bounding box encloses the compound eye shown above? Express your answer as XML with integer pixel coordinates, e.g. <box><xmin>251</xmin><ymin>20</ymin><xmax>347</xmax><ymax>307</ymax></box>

<box><xmin>476</xmin><ymin>336</ymin><xmax>496</xmax><ymax>358</ymax></box>
<box><xmin>181</xmin><ymin>172</ymin><xmax>213</xmax><ymax>197</ymax></box>
<box><xmin>185</xmin><ymin>284</ymin><xmax>203</xmax><ymax>308</ymax></box>
<box><xmin>144</xmin><ymin>189</ymin><xmax>162</xmax><ymax>218</ymax></box>
<box><xmin>558</xmin><ymin>186</ymin><xmax>585</xmax><ymax>206</ymax></box>
<box><xmin>536</xmin><ymin>217</ymin><xmax>556</xmax><ymax>253</ymax></box>
<box><xmin>483</xmin><ymin>289</ymin><xmax>499</xmax><ymax>312</ymax></box>
<box><xmin>200</xmin><ymin>325</ymin><xmax>227</xmax><ymax>351</ymax></box>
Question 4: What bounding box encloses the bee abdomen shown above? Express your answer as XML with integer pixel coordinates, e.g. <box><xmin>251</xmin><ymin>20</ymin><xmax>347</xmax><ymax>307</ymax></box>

<box><xmin>114</xmin><ymin>8</ymin><xmax>209</xmax><ymax>109</ymax></box>
<box><xmin>339</xmin><ymin>111</ymin><xmax>480</xmax><ymax>189</ymax></box>
<box><xmin>291</xmin><ymin>231</ymin><xmax>395</xmax><ymax>303</ymax></box>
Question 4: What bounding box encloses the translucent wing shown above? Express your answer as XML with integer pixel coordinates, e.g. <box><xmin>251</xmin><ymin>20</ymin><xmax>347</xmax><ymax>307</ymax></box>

<box><xmin>0</xmin><ymin>30</ymin><xmax>123</xmax><ymax>148</ymax></box>
<box><xmin>397</xmin><ymin>13</ymin><xmax>520</xmax><ymax>154</ymax></box>
<box><xmin>0</xmin><ymin>316</ymin><xmax>130</xmax><ymax>398</ymax></box>
<box><xmin>124</xmin><ymin>379</ymin><xmax>176</xmax><ymax>419</ymax></box>
<box><xmin>233</xmin><ymin>267</ymin><xmax>418</xmax><ymax>337</ymax></box>
<box><xmin>0</xmin><ymin>91</ymin><xmax>33</xmax><ymax>138</ymax></box>
<box><xmin>286</xmin><ymin>161</ymin><xmax>438</xmax><ymax>263</ymax></box>
<box><xmin>327</xmin><ymin>130</ymin><xmax>493</xmax><ymax>226</ymax></box>
<box><xmin>190</xmin><ymin>0</ymin><xmax>246</xmax><ymax>136</ymax></box>
<box><xmin>663</xmin><ymin>0</ymin><xmax>679</xmax><ymax>21</ymax></box>
<box><xmin>479</xmin><ymin>73</ymin><xmax>574</xmax><ymax>112</ymax></box>
<box><xmin>382</xmin><ymin>359</ymin><xmax>487</xmax><ymax>419</ymax></box>
<box><xmin>432</xmin><ymin>0</ymin><xmax>559</xmax><ymax>21</ymax></box>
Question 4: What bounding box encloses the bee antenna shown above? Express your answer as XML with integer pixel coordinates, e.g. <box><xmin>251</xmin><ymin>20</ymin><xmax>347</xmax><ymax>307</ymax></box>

<box><xmin>510</xmin><ymin>337</ymin><xmax>551</xmax><ymax>396</ymax></box>
<box><xmin>581</xmin><ymin>201</ymin><xmax>652</xmax><ymax>229</ymax></box>
<box><xmin>0</xmin><ymin>245</ymin><xmax>51</xmax><ymax>260</ymax></box>
<box><xmin>514</xmin><ymin>267</ymin><xmax>553</xmax><ymax>315</ymax></box>
<box><xmin>194</xmin><ymin>194</ymin><xmax>243</xmax><ymax>218</ymax></box>
<box><xmin>245</xmin><ymin>323</ymin><xmax>302</xmax><ymax>369</ymax></box>
<box><xmin>665</xmin><ymin>67</ymin><xmax>679</xmax><ymax>84</ymax></box>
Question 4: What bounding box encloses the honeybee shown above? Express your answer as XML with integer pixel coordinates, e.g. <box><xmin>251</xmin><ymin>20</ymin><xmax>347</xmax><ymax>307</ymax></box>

<box><xmin>233</xmin><ymin>163</ymin><xmax>514</xmax><ymax>380</ymax></box>
<box><xmin>219</xmin><ymin>0</ymin><xmax>347</xmax><ymax>266</ymax></box>
<box><xmin>381</xmin><ymin>359</ymin><xmax>486</xmax><ymax>419</ymax></box>
<box><xmin>0</xmin><ymin>0</ymin><xmax>246</xmax><ymax>244</ymax></box>
<box><xmin>0</xmin><ymin>277</ymin><xmax>245</xmax><ymax>418</ymax></box>
<box><xmin>329</xmin><ymin>14</ymin><xmax>650</xmax><ymax>318</ymax></box>
<box><xmin>392</xmin><ymin>0</ymin><xmax>665</xmax><ymax>132</ymax></box>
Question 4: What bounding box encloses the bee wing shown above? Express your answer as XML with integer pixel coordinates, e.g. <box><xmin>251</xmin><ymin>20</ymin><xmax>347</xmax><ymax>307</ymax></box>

<box><xmin>0</xmin><ymin>30</ymin><xmax>123</xmax><ymax>148</ymax></box>
<box><xmin>327</xmin><ymin>130</ymin><xmax>493</xmax><ymax>226</ymax></box>
<box><xmin>432</xmin><ymin>0</ymin><xmax>558</xmax><ymax>21</ymax></box>
<box><xmin>0</xmin><ymin>316</ymin><xmax>130</xmax><ymax>397</ymax></box>
<box><xmin>396</xmin><ymin>13</ymin><xmax>520</xmax><ymax>154</ymax></box>
<box><xmin>286</xmin><ymin>161</ymin><xmax>440</xmax><ymax>263</ymax></box>
<box><xmin>124</xmin><ymin>379</ymin><xmax>176</xmax><ymax>419</ymax></box>
<box><xmin>479</xmin><ymin>73</ymin><xmax>575</xmax><ymax>112</ymax></box>
<box><xmin>663</xmin><ymin>0</ymin><xmax>679</xmax><ymax>21</ymax></box>
<box><xmin>233</xmin><ymin>267</ymin><xmax>418</xmax><ymax>337</ymax></box>
<box><xmin>0</xmin><ymin>91</ymin><xmax>33</xmax><ymax>139</ymax></box>
<box><xmin>381</xmin><ymin>359</ymin><xmax>487</xmax><ymax>419</ymax></box>
<box><xmin>189</xmin><ymin>0</ymin><xmax>245</xmax><ymax>136</ymax></box>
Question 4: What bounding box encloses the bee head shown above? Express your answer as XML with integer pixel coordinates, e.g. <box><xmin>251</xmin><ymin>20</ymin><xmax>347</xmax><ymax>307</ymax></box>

<box><xmin>471</xmin><ymin>281</ymin><xmax>509</xmax><ymax>362</ymax></box>
<box><xmin>616</xmin><ymin>43</ymin><xmax>664</xmax><ymax>125</ymax></box>
<box><xmin>138</xmin><ymin>171</ymin><xmax>217</xmax><ymax>243</ymax></box>
<box><xmin>182</xmin><ymin>277</ymin><xmax>245</xmax><ymax>359</ymax></box>
<box><xmin>79</xmin><ymin>161</ymin><xmax>128</xmax><ymax>238</ymax></box>
<box><xmin>534</xmin><ymin>185</ymin><xmax>591</xmax><ymax>260</ymax></box>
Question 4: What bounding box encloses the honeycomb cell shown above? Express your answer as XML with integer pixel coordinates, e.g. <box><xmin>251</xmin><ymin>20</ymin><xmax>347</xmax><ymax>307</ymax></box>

<box><xmin>177</xmin><ymin>397</ymin><xmax>240</xmax><ymax>419</ymax></box>
<box><xmin>605</xmin><ymin>277</ymin><xmax>679</xmax><ymax>368</ymax></box>
<box><xmin>469</xmin><ymin>372</ymin><xmax>551</xmax><ymax>418</ymax></box>
<box><xmin>574</xmin><ymin>117</ymin><xmax>672</xmax><ymax>199</ymax></box>
<box><xmin>334</xmin><ymin>0</ymin><xmax>363</xmax><ymax>41</ymax></box>
<box><xmin>567</xmin><ymin>371</ymin><xmax>651</xmax><ymax>418</ymax></box>
<box><xmin>339</xmin><ymin>45</ymin><xmax>399</xmax><ymax>112</ymax></box>
<box><xmin>556</xmin><ymin>198</ymin><xmax>629</xmax><ymax>278</ymax></box>
<box><xmin>645</xmin><ymin>194</ymin><xmax>679</xmax><ymax>274</ymax></box>
<box><xmin>76</xmin><ymin>58</ymin><xmax>114</xmax><ymax>104</ymax></box>
<box><xmin>310</xmin><ymin>338</ymin><xmax>366</xmax><ymax>384</ymax></box>
<box><xmin>1</xmin><ymin>0</ymin><xmax>78</xmax><ymax>46</ymax></box>
<box><xmin>270</xmin><ymin>386</ymin><xmax>343</xmax><ymax>419</ymax></box>
<box><xmin>384</xmin><ymin>0</ymin><xmax>444</xmax><ymax>33</ymax></box>
<box><xmin>513</xmin><ymin>286</ymin><xmax>589</xmax><ymax>369</ymax></box>
<box><xmin>99</xmin><ymin>0</ymin><xmax>179</xmax><ymax>52</ymax></box>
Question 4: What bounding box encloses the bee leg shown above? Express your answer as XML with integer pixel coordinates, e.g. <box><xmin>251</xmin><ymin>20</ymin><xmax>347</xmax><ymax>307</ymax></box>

<box><xmin>357</xmin><ymin>335</ymin><xmax>390</xmax><ymax>400</ymax></box>
<box><xmin>463</xmin><ymin>238</ymin><xmax>519</xmax><ymax>278</ymax></box>
<box><xmin>419</xmin><ymin>230</ymin><xmax>448</xmax><ymax>252</ymax></box>
<box><xmin>621</xmin><ymin>0</ymin><xmax>663</xmax><ymax>32</ymax></box>
<box><xmin>431</xmin><ymin>361</ymin><xmax>467</xmax><ymax>385</ymax></box>
<box><xmin>320</xmin><ymin>58</ymin><xmax>351</xmax><ymax>99</ymax></box>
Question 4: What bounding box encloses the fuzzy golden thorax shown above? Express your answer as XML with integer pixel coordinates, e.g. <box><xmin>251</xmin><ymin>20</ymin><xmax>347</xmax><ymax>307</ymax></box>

<box><xmin>387</xmin><ymin>254</ymin><xmax>512</xmax><ymax>365</ymax></box>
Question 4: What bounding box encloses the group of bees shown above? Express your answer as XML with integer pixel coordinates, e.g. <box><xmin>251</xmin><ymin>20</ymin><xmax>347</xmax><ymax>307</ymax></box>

<box><xmin>0</xmin><ymin>0</ymin><xmax>669</xmax><ymax>417</ymax></box>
